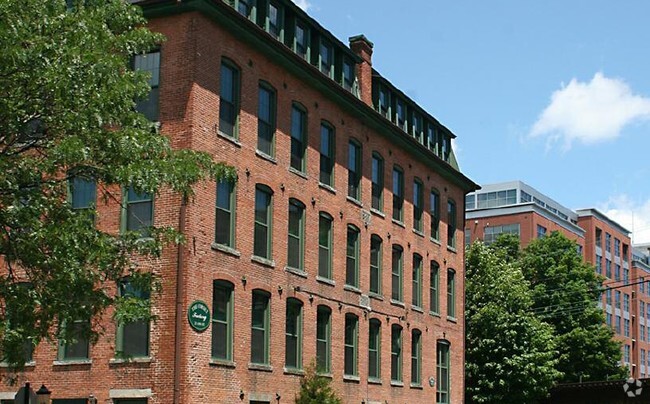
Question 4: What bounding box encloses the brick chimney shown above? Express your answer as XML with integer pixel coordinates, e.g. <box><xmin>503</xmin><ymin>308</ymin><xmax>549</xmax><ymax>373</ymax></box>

<box><xmin>349</xmin><ymin>34</ymin><xmax>374</xmax><ymax>106</ymax></box>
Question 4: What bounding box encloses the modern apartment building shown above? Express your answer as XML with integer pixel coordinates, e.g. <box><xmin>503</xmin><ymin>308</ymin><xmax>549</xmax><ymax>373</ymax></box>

<box><xmin>465</xmin><ymin>181</ymin><xmax>640</xmax><ymax>377</ymax></box>
<box><xmin>0</xmin><ymin>1</ymin><xmax>477</xmax><ymax>403</ymax></box>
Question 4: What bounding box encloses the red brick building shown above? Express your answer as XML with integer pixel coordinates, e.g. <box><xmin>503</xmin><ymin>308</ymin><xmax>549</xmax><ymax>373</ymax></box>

<box><xmin>0</xmin><ymin>1</ymin><xmax>477</xmax><ymax>402</ymax></box>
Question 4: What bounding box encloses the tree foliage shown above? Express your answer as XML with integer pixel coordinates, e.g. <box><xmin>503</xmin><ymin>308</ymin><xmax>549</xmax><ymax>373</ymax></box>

<box><xmin>466</xmin><ymin>240</ymin><xmax>560</xmax><ymax>403</ymax></box>
<box><xmin>294</xmin><ymin>361</ymin><xmax>342</xmax><ymax>404</ymax></box>
<box><xmin>0</xmin><ymin>0</ymin><xmax>235</xmax><ymax>366</ymax></box>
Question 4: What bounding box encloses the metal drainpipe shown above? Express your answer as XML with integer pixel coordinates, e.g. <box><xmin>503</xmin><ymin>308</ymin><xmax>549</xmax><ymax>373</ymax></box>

<box><xmin>173</xmin><ymin>196</ymin><xmax>188</xmax><ymax>404</ymax></box>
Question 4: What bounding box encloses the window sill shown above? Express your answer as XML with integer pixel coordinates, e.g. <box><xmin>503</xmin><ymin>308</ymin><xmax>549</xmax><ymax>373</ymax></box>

<box><xmin>447</xmin><ymin>316</ymin><xmax>458</xmax><ymax>323</ymax></box>
<box><xmin>390</xmin><ymin>380</ymin><xmax>404</xmax><ymax>387</ymax></box>
<box><xmin>211</xmin><ymin>243</ymin><xmax>241</xmax><ymax>257</ymax></box>
<box><xmin>317</xmin><ymin>372</ymin><xmax>333</xmax><ymax>379</ymax></box>
<box><xmin>410</xmin><ymin>383</ymin><xmax>423</xmax><ymax>389</ymax></box>
<box><xmin>343</xmin><ymin>374</ymin><xmax>360</xmax><ymax>383</ymax></box>
<box><xmin>413</xmin><ymin>229</ymin><xmax>425</xmax><ymax>238</ymax></box>
<box><xmin>316</xmin><ymin>276</ymin><xmax>335</xmax><ymax>286</ymax></box>
<box><xmin>251</xmin><ymin>255</ymin><xmax>275</xmax><ymax>268</ymax></box>
<box><xmin>209</xmin><ymin>359</ymin><xmax>236</xmax><ymax>368</ymax></box>
<box><xmin>0</xmin><ymin>361</ymin><xmax>35</xmax><ymax>368</ymax></box>
<box><xmin>344</xmin><ymin>285</ymin><xmax>362</xmax><ymax>294</ymax></box>
<box><xmin>109</xmin><ymin>357</ymin><xmax>152</xmax><ymax>365</ymax></box>
<box><xmin>346</xmin><ymin>196</ymin><xmax>363</xmax><ymax>208</ymax></box>
<box><xmin>390</xmin><ymin>299</ymin><xmax>405</xmax><ymax>308</ymax></box>
<box><xmin>285</xmin><ymin>266</ymin><xmax>308</xmax><ymax>278</ymax></box>
<box><xmin>283</xmin><ymin>367</ymin><xmax>304</xmax><ymax>376</ymax></box>
<box><xmin>318</xmin><ymin>182</ymin><xmax>336</xmax><ymax>194</ymax></box>
<box><xmin>255</xmin><ymin>149</ymin><xmax>277</xmax><ymax>164</ymax></box>
<box><xmin>368</xmin><ymin>377</ymin><xmax>382</xmax><ymax>385</ymax></box>
<box><xmin>53</xmin><ymin>359</ymin><xmax>92</xmax><ymax>366</ymax></box>
<box><xmin>370</xmin><ymin>208</ymin><xmax>385</xmax><ymax>218</ymax></box>
<box><xmin>217</xmin><ymin>131</ymin><xmax>242</xmax><ymax>147</ymax></box>
<box><xmin>392</xmin><ymin>219</ymin><xmax>405</xmax><ymax>228</ymax></box>
<box><xmin>288</xmin><ymin>166</ymin><xmax>308</xmax><ymax>179</ymax></box>
<box><xmin>430</xmin><ymin>311</ymin><xmax>441</xmax><ymax>318</ymax></box>
<box><xmin>411</xmin><ymin>305</ymin><xmax>424</xmax><ymax>313</ymax></box>
<box><xmin>248</xmin><ymin>363</ymin><xmax>273</xmax><ymax>372</ymax></box>
<box><xmin>447</xmin><ymin>245</ymin><xmax>457</xmax><ymax>254</ymax></box>
<box><xmin>369</xmin><ymin>292</ymin><xmax>384</xmax><ymax>301</ymax></box>
<box><xmin>430</xmin><ymin>237</ymin><xmax>441</xmax><ymax>246</ymax></box>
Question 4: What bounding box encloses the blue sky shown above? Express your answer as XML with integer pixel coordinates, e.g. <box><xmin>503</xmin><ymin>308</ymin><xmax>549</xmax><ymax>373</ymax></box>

<box><xmin>294</xmin><ymin>0</ymin><xmax>650</xmax><ymax>243</ymax></box>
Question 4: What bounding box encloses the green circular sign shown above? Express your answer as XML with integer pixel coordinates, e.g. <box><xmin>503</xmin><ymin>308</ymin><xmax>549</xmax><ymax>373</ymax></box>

<box><xmin>188</xmin><ymin>300</ymin><xmax>210</xmax><ymax>332</ymax></box>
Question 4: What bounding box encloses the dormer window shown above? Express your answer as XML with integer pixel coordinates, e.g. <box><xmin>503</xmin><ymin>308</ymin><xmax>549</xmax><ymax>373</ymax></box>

<box><xmin>294</xmin><ymin>21</ymin><xmax>309</xmax><ymax>60</ymax></box>
<box><xmin>319</xmin><ymin>39</ymin><xmax>333</xmax><ymax>78</ymax></box>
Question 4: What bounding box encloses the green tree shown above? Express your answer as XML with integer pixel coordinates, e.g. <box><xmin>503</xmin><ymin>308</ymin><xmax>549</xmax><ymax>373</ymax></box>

<box><xmin>0</xmin><ymin>0</ymin><xmax>235</xmax><ymax>366</ymax></box>
<box><xmin>466</xmin><ymin>240</ymin><xmax>561</xmax><ymax>403</ymax></box>
<box><xmin>294</xmin><ymin>360</ymin><xmax>342</xmax><ymax>404</ymax></box>
<box><xmin>520</xmin><ymin>231</ymin><xmax>627</xmax><ymax>382</ymax></box>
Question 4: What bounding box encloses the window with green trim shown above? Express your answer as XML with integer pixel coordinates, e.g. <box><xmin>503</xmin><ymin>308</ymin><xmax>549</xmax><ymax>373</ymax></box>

<box><xmin>392</xmin><ymin>166</ymin><xmax>404</xmax><ymax>222</ymax></box>
<box><xmin>412</xmin><ymin>253</ymin><xmax>422</xmax><ymax>308</ymax></box>
<box><xmin>266</xmin><ymin>0</ymin><xmax>283</xmax><ymax>41</ymax></box>
<box><xmin>318</xmin><ymin>212</ymin><xmax>333</xmax><ymax>279</ymax></box>
<box><xmin>219</xmin><ymin>60</ymin><xmax>240</xmax><ymax>138</ymax></box>
<box><xmin>396</xmin><ymin>99</ymin><xmax>406</xmax><ymax>131</ymax></box>
<box><xmin>411</xmin><ymin>329</ymin><xmax>422</xmax><ymax>385</ymax></box>
<box><xmin>378</xmin><ymin>85</ymin><xmax>390</xmax><ymax>118</ymax></box>
<box><xmin>134</xmin><ymin>51</ymin><xmax>160</xmax><ymax>121</ymax></box>
<box><xmin>285</xmin><ymin>298</ymin><xmax>303</xmax><ymax>369</ymax></box>
<box><xmin>344</xmin><ymin>313</ymin><xmax>358</xmax><ymax>376</ymax></box>
<box><xmin>215</xmin><ymin>180</ymin><xmax>236</xmax><ymax>247</ymax></box>
<box><xmin>253</xmin><ymin>185</ymin><xmax>272</xmax><ymax>259</ymax></box>
<box><xmin>294</xmin><ymin>20</ymin><xmax>309</xmax><ymax>60</ymax></box>
<box><xmin>447</xmin><ymin>199</ymin><xmax>456</xmax><ymax>248</ymax></box>
<box><xmin>70</xmin><ymin>177</ymin><xmax>96</xmax><ymax>210</ymax></box>
<box><xmin>368</xmin><ymin>318</ymin><xmax>381</xmax><ymax>380</ymax></box>
<box><xmin>371</xmin><ymin>152</ymin><xmax>383</xmax><ymax>211</ymax></box>
<box><xmin>391</xmin><ymin>244</ymin><xmax>403</xmax><ymax>302</ymax></box>
<box><xmin>430</xmin><ymin>261</ymin><xmax>440</xmax><ymax>314</ymax></box>
<box><xmin>290</xmin><ymin>103</ymin><xmax>307</xmax><ymax>172</ymax></box>
<box><xmin>430</xmin><ymin>189</ymin><xmax>440</xmax><ymax>240</ymax></box>
<box><xmin>345</xmin><ymin>225</ymin><xmax>360</xmax><ymax>288</ymax></box>
<box><xmin>287</xmin><ymin>198</ymin><xmax>305</xmax><ymax>271</ymax></box>
<box><xmin>447</xmin><ymin>269</ymin><xmax>456</xmax><ymax>319</ymax></box>
<box><xmin>342</xmin><ymin>57</ymin><xmax>355</xmax><ymax>92</ymax></box>
<box><xmin>251</xmin><ymin>289</ymin><xmax>270</xmax><ymax>364</ymax></box>
<box><xmin>124</xmin><ymin>187</ymin><xmax>153</xmax><ymax>237</ymax></box>
<box><xmin>212</xmin><ymin>280</ymin><xmax>233</xmax><ymax>361</ymax></box>
<box><xmin>348</xmin><ymin>140</ymin><xmax>361</xmax><ymax>200</ymax></box>
<box><xmin>391</xmin><ymin>324</ymin><xmax>402</xmax><ymax>382</ymax></box>
<box><xmin>236</xmin><ymin>0</ymin><xmax>256</xmax><ymax>20</ymax></box>
<box><xmin>319</xmin><ymin>122</ymin><xmax>335</xmax><ymax>186</ymax></box>
<box><xmin>257</xmin><ymin>83</ymin><xmax>276</xmax><ymax>157</ymax></box>
<box><xmin>413</xmin><ymin>178</ymin><xmax>423</xmax><ymax>232</ymax></box>
<box><xmin>316</xmin><ymin>305</ymin><xmax>331</xmax><ymax>373</ymax></box>
<box><xmin>116</xmin><ymin>279</ymin><xmax>150</xmax><ymax>358</ymax></box>
<box><xmin>319</xmin><ymin>38</ymin><xmax>333</xmax><ymax>78</ymax></box>
<box><xmin>437</xmin><ymin>341</ymin><xmax>450</xmax><ymax>403</ymax></box>
<box><xmin>370</xmin><ymin>235</ymin><xmax>382</xmax><ymax>295</ymax></box>
<box><xmin>59</xmin><ymin>319</ymin><xmax>89</xmax><ymax>361</ymax></box>
<box><xmin>412</xmin><ymin>113</ymin><xmax>423</xmax><ymax>143</ymax></box>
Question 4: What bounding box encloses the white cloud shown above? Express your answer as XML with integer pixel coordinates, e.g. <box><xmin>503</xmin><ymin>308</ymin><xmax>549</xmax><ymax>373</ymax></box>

<box><xmin>599</xmin><ymin>195</ymin><xmax>650</xmax><ymax>245</ymax></box>
<box><xmin>291</xmin><ymin>0</ymin><xmax>311</xmax><ymax>11</ymax></box>
<box><xmin>530</xmin><ymin>72</ymin><xmax>650</xmax><ymax>150</ymax></box>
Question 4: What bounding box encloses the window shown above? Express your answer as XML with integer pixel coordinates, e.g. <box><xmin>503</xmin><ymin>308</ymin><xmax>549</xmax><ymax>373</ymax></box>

<box><xmin>215</xmin><ymin>180</ymin><xmax>236</xmax><ymax>247</ymax></box>
<box><xmin>606</xmin><ymin>289</ymin><xmax>612</xmax><ymax>307</ymax></box>
<box><xmin>624</xmin><ymin>344</ymin><xmax>631</xmax><ymax>364</ymax></box>
<box><xmin>370</xmin><ymin>235</ymin><xmax>382</xmax><ymax>295</ymax></box>
<box><xmin>606</xmin><ymin>259</ymin><xmax>612</xmax><ymax>278</ymax></box>
<box><xmin>257</xmin><ymin>83</ymin><xmax>276</xmax><ymax>156</ymax></box>
<box><xmin>342</xmin><ymin>58</ymin><xmax>355</xmax><ymax>91</ymax></box>
<box><xmin>266</xmin><ymin>0</ymin><xmax>283</xmax><ymax>40</ymax></box>
<box><xmin>430</xmin><ymin>261</ymin><xmax>440</xmax><ymax>314</ymax></box>
<box><xmin>124</xmin><ymin>187</ymin><xmax>153</xmax><ymax>237</ymax></box>
<box><xmin>615</xmin><ymin>264</ymin><xmax>621</xmax><ymax>281</ymax></box>
<box><xmin>59</xmin><ymin>320</ymin><xmax>90</xmax><ymax>361</ymax></box>
<box><xmin>392</xmin><ymin>167</ymin><xmax>404</xmax><ymax>222</ymax></box>
<box><xmin>537</xmin><ymin>224</ymin><xmax>547</xmax><ymax>239</ymax></box>
<box><xmin>344</xmin><ymin>314</ymin><xmax>358</xmax><ymax>376</ymax></box>
<box><xmin>436</xmin><ymin>341</ymin><xmax>450</xmax><ymax>403</ymax></box>
<box><xmin>615</xmin><ymin>315</ymin><xmax>621</xmax><ymax>334</ymax></box>
<box><xmin>624</xmin><ymin>318</ymin><xmax>630</xmax><ymax>337</ymax></box>
<box><xmin>391</xmin><ymin>245</ymin><xmax>403</xmax><ymax>302</ymax></box>
<box><xmin>253</xmin><ymin>185</ymin><xmax>273</xmax><ymax>259</ymax></box>
<box><xmin>476</xmin><ymin>189</ymin><xmax>517</xmax><ymax>209</ymax></box>
<box><xmin>287</xmin><ymin>199</ymin><xmax>305</xmax><ymax>271</ymax></box>
<box><xmin>411</xmin><ymin>330</ymin><xmax>422</xmax><ymax>386</ymax></box>
<box><xmin>596</xmin><ymin>255</ymin><xmax>602</xmax><ymax>275</ymax></box>
<box><xmin>391</xmin><ymin>324</ymin><xmax>402</xmax><ymax>382</ymax></box>
<box><xmin>396</xmin><ymin>99</ymin><xmax>406</xmax><ymax>131</ymax></box>
<box><xmin>348</xmin><ymin>140</ymin><xmax>361</xmax><ymax>200</ymax></box>
<box><xmin>413</xmin><ymin>179</ymin><xmax>423</xmax><ymax>232</ymax></box>
<box><xmin>290</xmin><ymin>104</ymin><xmax>307</xmax><ymax>172</ymax></box>
<box><xmin>483</xmin><ymin>224</ymin><xmax>520</xmax><ymax>245</ymax></box>
<box><xmin>346</xmin><ymin>225</ymin><xmax>360</xmax><ymax>288</ymax></box>
<box><xmin>319</xmin><ymin>122</ymin><xmax>335</xmax><ymax>186</ymax></box>
<box><xmin>465</xmin><ymin>194</ymin><xmax>475</xmax><ymax>210</ymax></box>
<box><xmin>251</xmin><ymin>290</ymin><xmax>270</xmax><ymax>364</ymax></box>
<box><xmin>615</xmin><ymin>291</ymin><xmax>621</xmax><ymax>309</ymax></box>
<box><xmin>465</xmin><ymin>229</ymin><xmax>471</xmax><ymax>248</ymax></box>
<box><xmin>285</xmin><ymin>298</ymin><xmax>302</xmax><ymax>369</ymax></box>
<box><xmin>447</xmin><ymin>200</ymin><xmax>457</xmax><ymax>248</ymax></box>
<box><xmin>116</xmin><ymin>279</ymin><xmax>150</xmax><ymax>358</ymax></box>
<box><xmin>624</xmin><ymin>293</ymin><xmax>630</xmax><ymax>312</ymax></box>
<box><xmin>219</xmin><ymin>60</ymin><xmax>240</xmax><ymax>138</ymax></box>
<box><xmin>595</xmin><ymin>228</ymin><xmax>602</xmax><ymax>247</ymax></box>
<box><xmin>427</xmin><ymin>124</ymin><xmax>436</xmax><ymax>151</ymax></box>
<box><xmin>430</xmin><ymin>190</ymin><xmax>440</xmax><ymax>240</ymax></box>
<box><xmin>134</xmin><ymin>51</ymin><xmax>160</xmax><ymax>121</ymax></box>
<box><xmin>316</xmin><ymin>306</ymin><xmax>331</xmax><ymax>373</ymax></box>
<box><xmin>368</xmin><ymin>319</ymin><xmax>381</xmax><ymax>380</ymax></box>
<box><xmin>447</xmin><ymin>269</ymin><xmax>456</xmax><ymax>319</ymax></box>
<box><xmin>319</xmin><ymin>39</ymin><xmax>333</xmax><ymax>78</ymax></box>
<box><xmin>371</xmin><ymin>153</ymin><xmax>384</xmax><ymax>211</ymax></box>
<box><xmin>212</xmin><ymin>280</ymin><xmax>233</xmax><ymax>361</ymax></box>
<box><xmin>412</xmin><ymin>253</ymin><xmax>422</xmax><ymax>308</ymax></box>
<box><xmin>615</xmin><ymin>238</ymin><xmax>621</xmax><ymax>257</ymax></box>
<box><xmin>70</xmin><ymin>177</ymin><xmax>96</xmax><ymax>210</ymax></box>
<box><xmin>606</xmin><ymin>232</ymin><xmax>611</xmax><ymax>253</ymax></box>
<box><xmin>5</xmin><ymin>283</ymin><xmax>34</xmax><ymax>363</ymax></box>
<box><xmin>318</xmin><ymin>213</ymin><xmax>333</xmax><ymax>280</ymax></box>
<box><xmin>236</xmin><ymin>0</ymin><xmax>255</xmax><ymax>19</ymax></box>
<box><xmin>378</xmin><ymin>86</ymin><xmax>390</xmax><ymax>118</ymax></box>
<box><xmin>294</xmin><ymin>20</ymin><xmax>309</xmax><ymax>60</ymax></box>
<box><xmin>412</xmin><ymin>114</ymin><xmax>423</xmax><ymax>142</ymax></box>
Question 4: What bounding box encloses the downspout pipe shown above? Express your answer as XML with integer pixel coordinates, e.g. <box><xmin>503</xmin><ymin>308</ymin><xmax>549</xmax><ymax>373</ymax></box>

<box><xmin>173</xmin><ymin>196</ymin><xmax>188</xmax><ymax>404</ymax></box>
